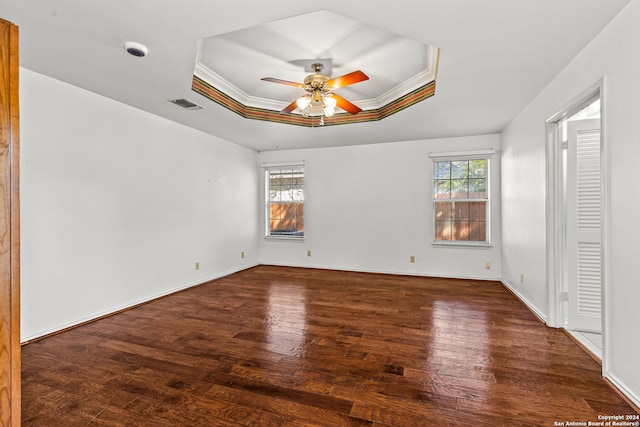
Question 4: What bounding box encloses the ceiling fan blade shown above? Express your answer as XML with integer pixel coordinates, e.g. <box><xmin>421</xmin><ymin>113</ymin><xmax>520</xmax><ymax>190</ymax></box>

<box><xmin>280</xmin><ymin>100</ymin><xmax>299</xmax><ymax>114</ymax></box>
<box><xmin>326</xmin><ymin>70</ymin><xmax>369</xmax><ymax>89</ymax></box>
<box><xmin>332</xmin><ymin>94</ymin><xmax>362</xmax><ymax>114</ymax></box>
<box><xmin>261</xmin><ymin>77</ymin><xmax>306</xmax><ymax>88</ymax></box>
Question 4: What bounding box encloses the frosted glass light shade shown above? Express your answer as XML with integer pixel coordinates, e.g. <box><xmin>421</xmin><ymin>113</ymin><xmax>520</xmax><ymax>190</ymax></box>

<box><xmin>296</xmin><ymin>95</ymin><xmax>311</xmax><ymax>110</ymax></box>
<box><xmin>324</xmin><ymin>96</ymin><xmax>337</xmax><ymax>108</ymax></box>
<box><xmin>323</xmin><ymin>95</ymin><xmax>336</xmax><ymax>116</ymax></box>
<box><xmin>323</xmin><ymin>105</ymin><xmax>335</xmax><ymax>117</ymax></box>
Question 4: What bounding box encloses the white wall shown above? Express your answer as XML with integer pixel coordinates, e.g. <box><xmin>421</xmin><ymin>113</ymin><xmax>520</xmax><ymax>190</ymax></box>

<box><xmin>20</xmin><ymin>69</ymin><xmax>259</xmax><ymax>341</ymax></box>
<box><xmin>258</xmin><ymin>134</ymin><xmax>502</xmax><ymax>280</ymax></box>
<box><xmin>500</xmin><ymin>114</ymin><xmax>548</xmax><ymax>320</ymax></box>
<box><xmin>501</xmin><ymin>0</ymin><xmax>640</xmax><ymax>406</ymax></box>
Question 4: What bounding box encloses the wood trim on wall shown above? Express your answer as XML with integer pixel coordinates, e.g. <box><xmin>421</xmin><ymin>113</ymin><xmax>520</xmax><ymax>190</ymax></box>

<box><xmin>0</xmin><ymin>17</ymin><xmax>20</xmax><ymax>427</ymax></box>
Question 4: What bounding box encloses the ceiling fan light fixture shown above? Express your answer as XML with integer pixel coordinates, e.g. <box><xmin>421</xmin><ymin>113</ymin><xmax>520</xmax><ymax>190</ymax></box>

<box><xmin>322</xmin><ymin>96</ymin><xmax>336</xmax><ymax>117</ymax></box>
<box><xmin>296</xmin><ymin>95</ymin><xmax>311</xmax><ymax>110</ymax></box>
<box><xmin>323</xmin><ymin>96</ymin><xmax>337</xmax><ymax>108</ymax></box>
<box><xmin>262</xmin><ymin>65</ymin><xmax>369</xmax><ymax>120</ymax></box>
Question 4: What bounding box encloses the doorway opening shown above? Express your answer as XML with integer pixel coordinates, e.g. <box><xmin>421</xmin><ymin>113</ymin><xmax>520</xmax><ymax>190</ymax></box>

<box><xmin>546</xmin><ymin>83</ymin><xmax>604</xmax><ymax>362</ymax></box>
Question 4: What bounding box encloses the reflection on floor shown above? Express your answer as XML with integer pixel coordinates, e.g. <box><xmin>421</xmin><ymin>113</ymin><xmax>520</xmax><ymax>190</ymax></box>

<box><xmin>568</xmin><ymin>330</ymin><xmax>602</xmax><ymax>360</ymax></box>
<box><xmin>22</xmin><ymin>266</ymin><xmax>637</xmax><ymax>425</ymax></box>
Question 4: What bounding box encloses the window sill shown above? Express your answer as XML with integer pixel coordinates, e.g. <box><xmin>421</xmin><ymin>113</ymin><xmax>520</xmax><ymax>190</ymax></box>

<box><xmin>432</xmin><ymin>241</ymin><xmax>492</xmax><ymax>249</ymax></box>
<box><xmin>264</xmin><ymin>236</ymin><xmax>305</xmax><ymax>242</ymax></box>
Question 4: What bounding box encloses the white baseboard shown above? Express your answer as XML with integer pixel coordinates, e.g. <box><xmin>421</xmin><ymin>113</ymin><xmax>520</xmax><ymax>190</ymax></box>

<box><xmin>501</xmin><ymin>279</ymin><xmax>548</xmax><ymax>324</ymax></box>
<box><xmin>20</xmin><ymin>265</ymin><xmax>544</xmax><ymax>343</ymax></box>
<box><xmin>21</xmin><ymin>263</ymin><xmax>259</xmax><ymax>343</ymax></box>
<box><xmin>259</xmin><ymin>261</ymin><xmax>502</xmax><ymax>281</ymax></box>
<box><xmin>606</xmin><ymin>372</ymin><xmax>640</xmax><ymax>411</ymax></box>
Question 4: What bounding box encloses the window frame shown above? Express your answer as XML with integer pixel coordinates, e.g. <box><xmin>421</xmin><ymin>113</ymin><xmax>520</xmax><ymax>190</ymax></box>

<box><xmin>263</xmin><ymin>163</ymin><xmax>305</xmax><ymax>241</ymax></box>
<box><xmin>429</xmin><ymin>150</ymin><xmax>494</xmax><ymax>248</ymax></box>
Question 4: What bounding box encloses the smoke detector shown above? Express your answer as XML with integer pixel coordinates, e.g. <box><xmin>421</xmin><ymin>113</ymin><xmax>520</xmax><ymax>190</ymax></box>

<box><xmin>124</xmin><ymin>41</ymin><xmax>148</xmax><ymax>58</ymax></box>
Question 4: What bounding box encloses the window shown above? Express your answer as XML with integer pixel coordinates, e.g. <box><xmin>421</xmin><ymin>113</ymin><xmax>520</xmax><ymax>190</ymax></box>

<box><xmin>265</xmin><ymin>166</ymin><xmax>304</xmax><ymax>238</ymax></box>
<box><xmin>432</xmin><ymin>158</ymin><xmax>489</xmax><ymax>245</ymax></box>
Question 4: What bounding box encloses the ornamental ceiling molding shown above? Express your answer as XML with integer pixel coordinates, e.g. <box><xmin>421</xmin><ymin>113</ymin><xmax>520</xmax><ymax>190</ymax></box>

<box><xmin>190</xmin><ymin>11</ymin><xmax>440</xmax><ymax>127</ymax></box>
<box><xmin>192</xmin><ymin>75</ymin><xmax>437</xmax><ymax>127</ymax></box>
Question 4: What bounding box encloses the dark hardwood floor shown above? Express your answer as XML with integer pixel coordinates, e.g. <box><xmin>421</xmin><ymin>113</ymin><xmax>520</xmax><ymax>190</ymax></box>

<box><xmin>22</xmin><ymin>266</ymin><xmax>637</xmax><ymax>426</ymax></box>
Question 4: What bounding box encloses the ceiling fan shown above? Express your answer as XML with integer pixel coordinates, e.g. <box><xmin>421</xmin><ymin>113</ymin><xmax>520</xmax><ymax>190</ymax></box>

<box><xmin>261</xmin><ymin>63</ymin><xmax>369</xmax><ymax>123</ymax></box>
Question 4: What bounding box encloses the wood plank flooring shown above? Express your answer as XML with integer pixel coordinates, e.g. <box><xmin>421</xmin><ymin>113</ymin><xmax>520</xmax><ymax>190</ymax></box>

<box><xmin>22</xmin><ymin>266</ymin><xmax>637</xmax><ymax>426</ymax></box>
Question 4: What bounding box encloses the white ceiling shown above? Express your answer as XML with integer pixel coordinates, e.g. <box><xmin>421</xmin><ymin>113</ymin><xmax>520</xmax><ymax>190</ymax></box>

<box><xmin>0</xmin><ymin>0</ymin><xmax>632</xmax><ymax>152</ymax></box>
<box><xmin>196</xmin><ymin>10</ymin><xmax>434</xmax><ymax>108</ymax></box>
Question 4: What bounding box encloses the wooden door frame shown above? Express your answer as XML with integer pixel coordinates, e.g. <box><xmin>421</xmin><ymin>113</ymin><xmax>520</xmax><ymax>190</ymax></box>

<box><xmin>0</xmin><ymin>17</ymin><xmax>20</xmax><ymax>427</ymax></box>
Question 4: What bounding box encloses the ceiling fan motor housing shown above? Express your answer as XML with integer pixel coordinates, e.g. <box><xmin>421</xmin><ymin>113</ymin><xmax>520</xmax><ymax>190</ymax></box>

<box><xmin>303</xmin><ymin>73</ymin><xmax>329</xmax><ymax>91</ymax></box>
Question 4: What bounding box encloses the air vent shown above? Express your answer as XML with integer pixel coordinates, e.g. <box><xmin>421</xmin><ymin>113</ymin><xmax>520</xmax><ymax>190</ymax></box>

<box><xmin>169</xmin><ymin>98</ymin><xmax>204</xmax><ymax>110</ymax></box>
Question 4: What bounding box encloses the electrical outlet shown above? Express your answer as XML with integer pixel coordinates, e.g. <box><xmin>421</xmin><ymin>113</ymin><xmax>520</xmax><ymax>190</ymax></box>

<box><xmin>195</xmin><ymin>262</ymin><xmax>200</xmax><ymax>271</ymax></box>
<box><xmin>307</xmin><ymin>250</ymin><xmax>311</xmax><ymax>257</ymax></box>
<box><xmin>520</xmin><ymin>274</ymin><xmax>524</xmax><ymax>284</ymax></box>
<box><xmin>410</xmin><ymin>256</ymin><xmax>416</xmax><ymax>263</ymax></box>
<box><xmin>241</xmin><ymin>251</ymin><xmax>245</xmax><ymax>259</ymax></box>
<box><xmin>485</xmin><ymin>262</ymin><xmax>491</xmax><ymax>270</ymax></box>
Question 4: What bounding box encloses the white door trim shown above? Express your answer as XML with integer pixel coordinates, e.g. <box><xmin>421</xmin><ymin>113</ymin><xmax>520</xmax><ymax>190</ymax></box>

<box><xmin>545</xmin><ymin>79</ymin><xmax>606</xmax><ymax>373</ymax></box>
<box><xmin>545</xmin><ymin>119</ymin><xmax>565</xmax><ymax>329</ymax></box>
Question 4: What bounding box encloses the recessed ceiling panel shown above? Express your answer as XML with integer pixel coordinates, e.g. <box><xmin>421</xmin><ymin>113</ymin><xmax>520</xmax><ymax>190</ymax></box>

<box><xmin>193</xmin><ymin>10</ymin><xmax>439</xmax><ymax>126</ymax></box>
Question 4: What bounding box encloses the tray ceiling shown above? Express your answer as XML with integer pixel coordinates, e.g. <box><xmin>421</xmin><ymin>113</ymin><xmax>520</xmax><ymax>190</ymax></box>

<box><xmin>193</xmin><ymin>11</ymin><xmax>439</xmax><ymax>126</ymax></box>
<box><xmin>0</xmin><ymin>0</ymin><xmax>633</xmax><ymax>151</ymax></box>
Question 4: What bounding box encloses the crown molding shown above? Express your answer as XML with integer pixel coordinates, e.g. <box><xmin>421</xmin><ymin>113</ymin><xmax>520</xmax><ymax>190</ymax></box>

<box><xmin>192</xmin><ymin>76</ymin><xmax>436</xmax><ymax>127</ymax></box>
<box><xmin>192</xmin><ymin>36</ymin><xmax>439</xmax><ymax>125</ymax></box>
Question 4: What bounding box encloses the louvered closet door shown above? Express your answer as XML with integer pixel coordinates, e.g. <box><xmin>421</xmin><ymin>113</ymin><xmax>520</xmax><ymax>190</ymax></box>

<box><xmin>567</xmin><ymin>118</ymin><xmax>601</xmax><ymax>332</ymax></box>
